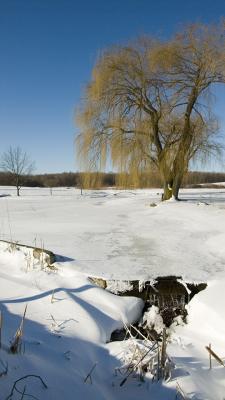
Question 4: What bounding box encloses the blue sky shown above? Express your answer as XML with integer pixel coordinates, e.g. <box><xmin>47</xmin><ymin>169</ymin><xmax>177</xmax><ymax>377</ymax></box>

<box><xmin>0</xmin><ymin>0</ymin><xmax>225</xmax><ymax>173</ymax></box>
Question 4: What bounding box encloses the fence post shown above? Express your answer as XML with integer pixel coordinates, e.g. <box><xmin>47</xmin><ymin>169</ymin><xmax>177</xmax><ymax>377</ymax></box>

<box><xmin>209</xmin><ymin>343</ymin><xmax>212</xmax><ymax>369</ymax></box>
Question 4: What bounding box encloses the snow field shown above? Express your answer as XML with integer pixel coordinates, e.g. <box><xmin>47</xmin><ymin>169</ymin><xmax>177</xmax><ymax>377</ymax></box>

<box><xmin>0</xmin><ymin>187</ymin><xmax>225</xmax><ymax>399</ymax></box>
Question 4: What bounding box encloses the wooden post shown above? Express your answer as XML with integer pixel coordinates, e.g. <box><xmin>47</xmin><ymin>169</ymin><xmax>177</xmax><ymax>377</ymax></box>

<box><xmin>157</xmin><ymin>346</ymin><xmax>160</xmax><ymax>380</ymax></box>
<box><xmin>161</xmin><ymin>327</ymin><xmax>167</xmax><ymax>379</ymax></box>
<box><xmin>51</xmin><ymin>290</ymin><xmax>55</xmax><ymax>303</ymax></box>
<box><xmin>205</xmin><ymin>345</ymin><xmax>225</xmax><ymax>368</ymax></box>
<box><xmin>84</xmin><ymin>362</ymin><xmax>97</xmax><ymax>384</ymax></box>
<box><xmin>209</xmin><ymin>343</ymin><xmax>212</xmax><ymax>369</ymax></box>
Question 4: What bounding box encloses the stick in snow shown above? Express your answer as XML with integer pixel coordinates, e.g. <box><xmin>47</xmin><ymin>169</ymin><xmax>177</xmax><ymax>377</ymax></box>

<box><xmin>205</xmin><ymin>345</ymin><xmax>225</xmax><ymax>368</ymax></box>
<box><xmin>120</xmin><ymin>342</ymin><xmax>158</xmax><ymax>387</ymax></box>
<box><xmin>10</xmin><ymin>304</ymin><xmax>27</xmax><ymax>353</ymax></box>
<box><xmin>84</xmin><ymin>362</ymin><xmax>97</xmax><ymax>384</ymax></box>
<box><xmin>6</xmin><ymin>374</ymin><xmax>47</xmax><ymax>400</ymax></box>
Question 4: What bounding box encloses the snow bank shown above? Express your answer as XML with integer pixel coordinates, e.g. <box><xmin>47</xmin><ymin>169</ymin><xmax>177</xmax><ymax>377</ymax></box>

<box><xmin>0</xmin><ymin>253</ymin><xmax>144</xmax><ymax>399</ymax></box>
<box><xmin>0</xmin><ymin>239</ymin><xmax>55</xmax><ymax>269</ymax></box>
<box><xmin>174</xmin><ymin>279</ymin><xmax>225</xmax><ymax>353</ymax></box>
<box><xmin>168</xmin><ymin>278</ymin><xmax>225</xmax><ymax>399</ymax></box>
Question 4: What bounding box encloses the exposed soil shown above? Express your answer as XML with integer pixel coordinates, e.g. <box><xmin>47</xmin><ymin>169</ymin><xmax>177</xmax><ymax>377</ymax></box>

<box><xmin>89</xmin><ymin>275</ymin><xmax>207</xmax><ymax>337</ymax></box>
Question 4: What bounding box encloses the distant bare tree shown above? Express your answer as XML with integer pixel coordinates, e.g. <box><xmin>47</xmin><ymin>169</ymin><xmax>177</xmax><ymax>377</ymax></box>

<box><xmin>1</xmin><ymin>146</ymin><xmax>35</xmax><ymax>196</ymax></box>
<box><xmin>76</xmin><ymin>22</ymin><xmax>225</xmax><ymax>200</ymax></box>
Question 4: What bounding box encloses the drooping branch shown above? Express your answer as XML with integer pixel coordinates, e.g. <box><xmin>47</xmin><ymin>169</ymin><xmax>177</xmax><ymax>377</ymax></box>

<box><xmin>76</xmin><ymin>22</ymin><xmax>225</xmax><ymax>198</ymax></box>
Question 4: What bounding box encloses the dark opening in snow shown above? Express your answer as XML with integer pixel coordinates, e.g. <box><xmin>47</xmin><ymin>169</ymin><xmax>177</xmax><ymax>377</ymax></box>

<box><xmin>89</xmin><ymin>275</ymin><xmax>207</xmax><ymax>330</ymax></box>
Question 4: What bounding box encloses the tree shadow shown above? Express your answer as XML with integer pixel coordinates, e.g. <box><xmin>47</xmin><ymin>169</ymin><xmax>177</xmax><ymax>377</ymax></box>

<box><xmin>55</xmin><ymin>254</ymin><xmax>75</xmax><ymax>262</ymax></box>
<box><xmin>180</xmin><ymin>190</ymin><xmax>225</xmax><ymax>203</ymax></box>
<box><xmin>171</xmin><ymin>355</ymin><xmax>225</xmax><ymax>399</ymax></box>
<box><xmin>0</xmin><ymin>302</ymin><xmax>178</xmax><ymax>399</ymax></box>
<box><xmin>0</xmin><ymin>284</ymin><xmax>94</xmax><ymax>304</ymax></box>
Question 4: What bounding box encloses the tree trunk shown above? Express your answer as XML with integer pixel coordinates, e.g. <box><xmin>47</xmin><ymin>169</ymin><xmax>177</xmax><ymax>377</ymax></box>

<box><xmin>162</xmin><ymin>172</ymin><xmax>183</xmax><ymax>201</ymax></box>
<box><xmin>16</xmin><ymin>177</ymin><xmax>20</xmax><ymax>196</ymax></box>
<box><xmin>172</xmin><ymin>174</ymin><xmax>183</xmax><ymax>200</ymax></box>
<box><xmin>162</xmin><ymin>180</ymin><xmax>173</xmax><ymax>201</ymax></box>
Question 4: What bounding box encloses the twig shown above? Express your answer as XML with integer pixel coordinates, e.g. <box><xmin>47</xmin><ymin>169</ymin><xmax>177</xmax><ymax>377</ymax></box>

<box><xmin>120</xmin><ymin>342</ymin><xmax>158</xmax><ymax>386</ymax></box>
<box><xmin>205</xmin><ymin>345</ymin><xmax>225</xmax><ymax>367</ymax></box>
<box><xmin>0</xmin><ymin>359</ymin><xmax>8</xmax><ymax>377</ymax></box>
<box><xmin>49</xmin><ymin>314</ymin><xmax>66</xmax><ymax>331</ymax></box>
<box><xmin>20</xmin><ymin>385</ymin><xmax>26</xmax><ymax>400</ymax></box>
<box><xmin>6</xmin><ymin>375</ymin><xmax>47</xmax><ymax>400</ymax></box>
<box><xmin>10</xmin><ymin>304</ymin><xmax>27</xmax><ymax>353</ymax></box>
<box><xmin>175</xmin><ymin>381</ymin><xmax>187</xmax><ymax>399</ymax></box>
<box><xmin>130</xmin><ymin>323</ymin><xmax>154</xmax><ymax>345</ymax></box>
<box><xmin>209</xmin><ymin>343</ymin><xmax>212</xmax><ymax>369</ymax></box>
<box><xmin>14</xmin><ymin>384</ymin><xmax>39</xmax><ymax>400</ymax></box>
<box><xmin>51</xmin><ymin>290</ymin><xmax>55</xmax><ymax>303</ymax></box>
<box><xmin>84</xmin><ymin>362</ymin><xmax>97</xmax><ymax>384</ymax></box>
<box><xmin>123</xmin><ymin>320</ymin><xmax>135</xmax><ymax>340</ymax></box>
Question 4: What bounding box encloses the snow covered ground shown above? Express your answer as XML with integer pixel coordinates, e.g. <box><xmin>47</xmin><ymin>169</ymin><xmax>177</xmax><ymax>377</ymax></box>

<box><xmin>0</xmin><ymin>186</ymin><xmax>225</xmax><ymax>399</ymax></box>
<box><xmin>1</xmin><ymin>186</ymin><xmax>225</xmax><ymax>281</ymax></box>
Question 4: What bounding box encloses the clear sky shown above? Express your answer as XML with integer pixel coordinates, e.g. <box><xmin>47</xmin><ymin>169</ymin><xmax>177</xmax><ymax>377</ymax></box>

<box><xmin>0</xmin><ymin>0</ymin><xmax>225</xmax><ymax>173</ymax></box>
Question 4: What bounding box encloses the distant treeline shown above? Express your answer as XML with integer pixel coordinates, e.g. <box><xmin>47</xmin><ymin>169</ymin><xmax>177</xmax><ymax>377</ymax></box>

<box><xmin>0</xmin><ymin>171</ymin><xmax>225</xmax><ymax>188</ymax></box>
<box><xmin>0</xmin><ymin>172</ymin><xmax>116</xmax><ymax>188</ymax></box>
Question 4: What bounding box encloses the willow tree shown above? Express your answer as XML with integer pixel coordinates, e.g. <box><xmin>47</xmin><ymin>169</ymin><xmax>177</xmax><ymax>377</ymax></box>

<box><xmin>76</xmin><ymin>23</ymin><xmax>225</xmax><ymax>200</ymax></box>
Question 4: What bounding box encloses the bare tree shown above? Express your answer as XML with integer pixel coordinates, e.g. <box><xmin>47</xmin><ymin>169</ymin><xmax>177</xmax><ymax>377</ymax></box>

<box><xmin>1</xmin><ymin>146</ymin><xmax>35</xmax><ymax>196</ymax></box>
<box><xmin>76</xmin><ymin>23</ymin><xmax>225</xmax><ymax>200</ymax></box>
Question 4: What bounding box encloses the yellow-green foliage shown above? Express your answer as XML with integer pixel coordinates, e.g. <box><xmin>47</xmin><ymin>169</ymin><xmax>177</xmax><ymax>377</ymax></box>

<box><xmin>76</xmin><ymin>23</ymin><xmax>225</xmax><ymax>194</ymax></box>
